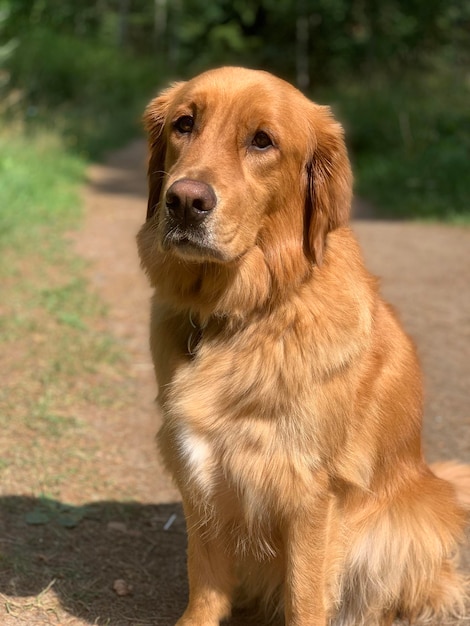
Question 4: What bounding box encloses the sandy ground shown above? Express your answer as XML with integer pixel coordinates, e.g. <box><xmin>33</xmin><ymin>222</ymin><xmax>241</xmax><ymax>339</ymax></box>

<box><xmin>65</xmin><ymin>140</ymin><xmax>469</xmax><ymax>624</ymax></box>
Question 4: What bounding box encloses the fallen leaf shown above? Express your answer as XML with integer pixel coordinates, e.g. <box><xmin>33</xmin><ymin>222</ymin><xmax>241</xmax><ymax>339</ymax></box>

<box><xmin>25</xmin><ymin>510</ymin><xmax>51</xmax><ymax>525</ymax></box>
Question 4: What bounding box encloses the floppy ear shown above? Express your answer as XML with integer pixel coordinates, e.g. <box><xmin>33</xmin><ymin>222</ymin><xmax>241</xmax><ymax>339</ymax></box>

<box><xmin>306</xmin><ymin>105</ymin><xmax>353</xmax><ymax>265</ymax></box>
<box><xmin>143</xmin><ymin>82</ymin><xmax>185</xmax><ymax>221</ymax></box>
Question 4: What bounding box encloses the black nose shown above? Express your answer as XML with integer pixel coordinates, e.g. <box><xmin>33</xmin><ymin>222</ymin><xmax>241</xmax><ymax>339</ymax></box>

<box><xmin>165</xmin><ymin>178</ymin><xmax>216</xmax><ymax>226</ymax></box>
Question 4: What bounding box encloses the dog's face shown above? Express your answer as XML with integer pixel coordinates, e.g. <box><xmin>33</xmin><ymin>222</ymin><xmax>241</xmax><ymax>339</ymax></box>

<box><xmin>142</xmin><ymin>67</ymin><xmax>352</xmax><ymax>268</ymax></box>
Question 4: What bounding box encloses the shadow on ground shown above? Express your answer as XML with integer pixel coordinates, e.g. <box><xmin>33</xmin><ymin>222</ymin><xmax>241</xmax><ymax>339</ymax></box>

<box><xmin>0</xmin><ymin>496</ymin><xmax>265</xmax><ymax>625</ymax></box>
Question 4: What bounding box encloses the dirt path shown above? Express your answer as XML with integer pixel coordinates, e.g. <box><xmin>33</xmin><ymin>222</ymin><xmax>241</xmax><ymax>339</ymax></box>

<box><xmin>27</xmin><ymin>140</ymin><xmax>470</xmax><ymax>625</ymax></box>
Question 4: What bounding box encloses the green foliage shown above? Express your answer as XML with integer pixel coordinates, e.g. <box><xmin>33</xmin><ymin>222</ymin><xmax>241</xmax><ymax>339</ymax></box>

<box><xmin>4</xmin><ymin>0</ymin><xmax>470</xmax><ymax>87</ymax></box>
<box><xmin>9</xmin><ymin>28</ymin><xmax>146</xmax><ymax>107</ymax></box>
<box><xmin>155</xmin><ymin>0</ymin><xmax>470</xmax><ymax>82</ymax></box>
<box><xmin>166</xmin><ymin>0</ymin><xmax>268</xmax><ymax>73</ymax></box>
<box><xmin>325</xmin><ymin>72</ymin><xmax>470</xmax><ymax>220</ymax></box>
<box><xmin>5</xmin><ymin>27</ymin><xmax>155</xmax><ymax>157</ymax></box>
<box><xmin>2</xmin><ymin>0</ymin><xmax>469</xmax><ymax>221</ymax></box>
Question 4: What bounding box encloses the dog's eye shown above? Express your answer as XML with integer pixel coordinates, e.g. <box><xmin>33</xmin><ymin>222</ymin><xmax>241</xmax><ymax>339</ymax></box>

<box><xmin>252</xmin><ymin>131</ymin><xmax>273</xmax><ymax>150</ymax></box>
<box><xmin>173</xmin><ymin>115</ymin><xmax>194</xmax><ymax>134</ymax></box>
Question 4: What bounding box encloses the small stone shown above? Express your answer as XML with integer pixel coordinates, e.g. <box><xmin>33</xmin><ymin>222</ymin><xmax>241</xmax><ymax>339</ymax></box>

<box><xmin>107</xmin><ymin>521</ymin><xmax>127</xmax><ymax>533</ymax></box>
<box><xmin>113</xmin><ymin>579</ymin><xmax>133</xmax><ymax>596</ymax></box>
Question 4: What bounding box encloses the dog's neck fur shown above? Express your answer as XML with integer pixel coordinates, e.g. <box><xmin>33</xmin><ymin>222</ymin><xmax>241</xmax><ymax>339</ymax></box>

<box><xmin>169</xmin><ymin>228</ymin><xmax>377</xmax><ymax>367</ymax></box>
<box><xmin>149</xmin><ymin>238</ymin><xmax>318</xmax><ymax>322</ymax></box>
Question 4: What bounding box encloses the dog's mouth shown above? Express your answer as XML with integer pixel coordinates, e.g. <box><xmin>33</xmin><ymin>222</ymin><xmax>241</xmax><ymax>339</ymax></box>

<box><xmin>162</xmin><ymin>224</ymin><xmax>227</xmax><ymax>262</ymax></box>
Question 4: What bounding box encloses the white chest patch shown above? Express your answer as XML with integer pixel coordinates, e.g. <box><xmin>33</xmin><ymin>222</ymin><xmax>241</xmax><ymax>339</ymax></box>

<box><xmin>177</xmin><ymin>425</ymin><xmax>215</xmax><ymax>496</ymax></box>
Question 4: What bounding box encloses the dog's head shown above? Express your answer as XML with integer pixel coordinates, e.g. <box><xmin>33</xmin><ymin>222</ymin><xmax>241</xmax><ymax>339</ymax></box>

<box><xmin>138</xmin><ymin>67</ymin><xmax>352</xmax><ymax>312</ymax></box>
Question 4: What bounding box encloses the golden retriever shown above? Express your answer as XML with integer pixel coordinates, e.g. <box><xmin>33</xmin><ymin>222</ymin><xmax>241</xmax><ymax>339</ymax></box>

<box><xmin>137</xmin><ymin>67</ymin><xmax>470</xmax><ymax>625</ymax></box>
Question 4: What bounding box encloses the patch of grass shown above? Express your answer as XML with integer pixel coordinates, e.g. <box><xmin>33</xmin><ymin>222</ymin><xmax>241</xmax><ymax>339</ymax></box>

<box><xmin>321</xmin><ymin>71</ymin><xmax>470</xmax><ymax>221</ymax></box>
<box><xmin>0</xmin><ymin>127</ymin><xmax>129</xmax><ymax>500</ymax></box>
<box><xmin>0</xmin><ymin>127</ymin><xmax>85</xmax><ymax>250</ymax></box>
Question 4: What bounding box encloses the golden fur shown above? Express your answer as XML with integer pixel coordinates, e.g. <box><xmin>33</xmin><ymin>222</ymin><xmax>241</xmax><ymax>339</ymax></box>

<box><xmin>137</xmin><ymin>67</ymin><xmax>470</xmax><ymax>626</ymax></box>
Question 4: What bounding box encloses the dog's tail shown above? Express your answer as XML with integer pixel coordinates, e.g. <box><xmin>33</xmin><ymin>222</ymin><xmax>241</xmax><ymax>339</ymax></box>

<box><xmin>431</xmin><ymin>461</ymin><xmax>470</xmax><ymax>510</ymax></box>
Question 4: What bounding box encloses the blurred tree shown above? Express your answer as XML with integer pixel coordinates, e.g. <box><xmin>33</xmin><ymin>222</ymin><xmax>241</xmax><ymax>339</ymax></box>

<box><xmin>154</xmin><ymin>0</ymin><xmax>167</xmax><ymax>55</ymax></box>
<box><xmin>0</xmin><ymin>2</ymin><xmax>18</xmax><ymax>111</ymax></box>
<box><xmin>117</xmin><ymin>0</ymin><xmax>130</xmax><ymax>47</ymax></box>
<box><xmin>2</xmin><ymin>0</ymin><xmax>470</xmax><ymax>98</ymax></box>
<box><xmin>1</xmin><ymin>0</ymin><xmax>469</xmax><ymax>217</ymax></box>
<box><xmin>296</xmin><ymin>0</ymin><xmax>310</xmax><ymax>89</ymax></box>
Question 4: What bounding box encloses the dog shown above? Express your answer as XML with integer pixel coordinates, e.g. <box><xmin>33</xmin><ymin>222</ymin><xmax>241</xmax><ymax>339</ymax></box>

<box><xmin>137</xmin><ymin>67</ymin><xmax>470</xmax><ymax>625</ymax></box>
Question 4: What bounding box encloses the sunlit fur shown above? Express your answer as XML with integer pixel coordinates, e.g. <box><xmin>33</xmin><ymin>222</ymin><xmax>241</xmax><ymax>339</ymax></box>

<box><xmin>137</xmin><ymin>67</ymin><xmax>469</xmax><ymax>626</ymax></box>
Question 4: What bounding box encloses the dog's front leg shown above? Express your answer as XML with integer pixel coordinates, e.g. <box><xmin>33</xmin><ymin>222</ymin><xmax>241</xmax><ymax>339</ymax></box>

<box><xmin>176</xmin><ymin>502</ymin><xmax>236</xmax><ymax>626</ymax></box>
<box><xmin>283</xmin><ymin>495</ymin><xmax>331</xmax><ymax>626</ymax></box>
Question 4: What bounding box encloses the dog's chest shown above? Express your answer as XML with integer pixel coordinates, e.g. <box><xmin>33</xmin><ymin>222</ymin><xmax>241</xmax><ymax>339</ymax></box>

<box><xmin>161</xmin><ymin>325</ymin><xmax>324</xmax><ymax>517</ymax></box>
<box><xmin>176</xmin><ymin>423</ymin><xmax>215</xmax><ymax>496</ymax></box>
<box><xmin>168</xmin><ymin>404</ymin><xmax>321</xmax><ymax>520</ymax></box>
